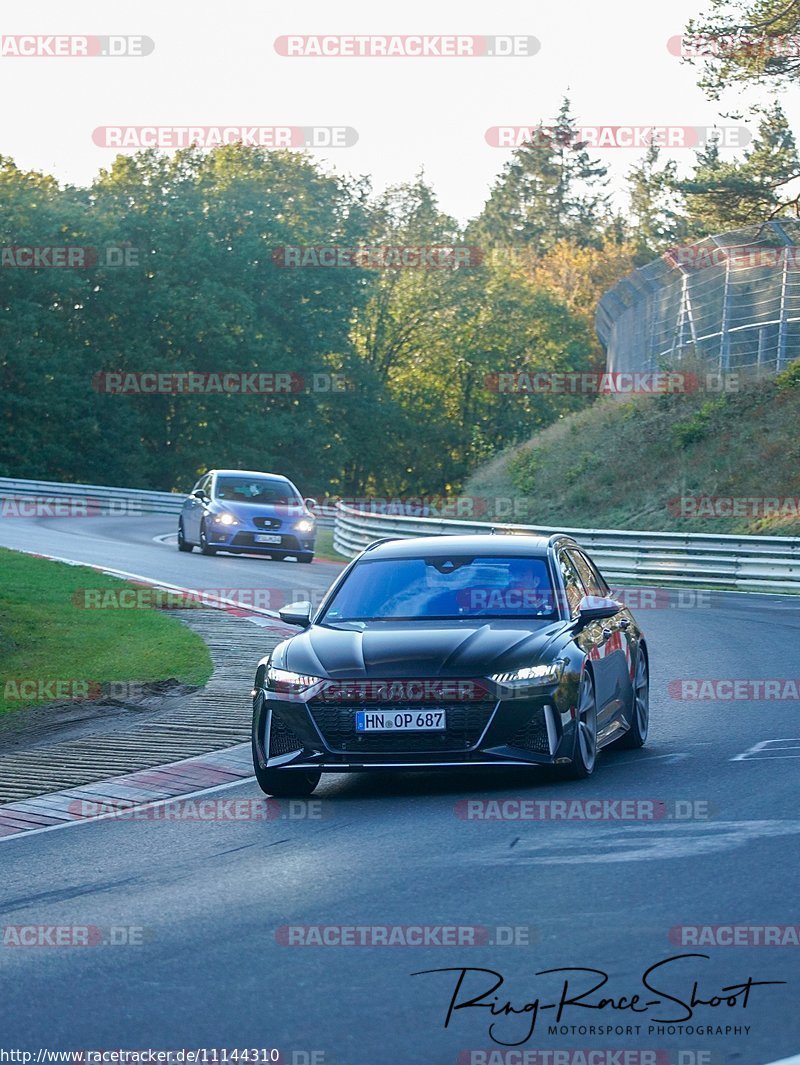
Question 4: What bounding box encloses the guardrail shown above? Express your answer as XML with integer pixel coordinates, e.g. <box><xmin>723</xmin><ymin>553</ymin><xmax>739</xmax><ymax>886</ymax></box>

<box><xmin>0</xmin><ymin>476</ymin><xmax>185</xmax><ymax>514</ymax></box>
<box><xmin>0</xmin><ymin>477</ymin><xmax>337</xmax><ymax>525</ymax></box>
<box><xmin>333</xmin><ymin>504</ymin><xmax>800</xmax><ymax>591</ymax></box>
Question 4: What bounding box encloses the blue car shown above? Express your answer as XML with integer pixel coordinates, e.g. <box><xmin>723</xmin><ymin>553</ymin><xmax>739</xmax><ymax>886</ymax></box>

<box><xmin>177</xmin><ymin>469</ymin><xmax>316</xmax><ymax>562</ymax></box>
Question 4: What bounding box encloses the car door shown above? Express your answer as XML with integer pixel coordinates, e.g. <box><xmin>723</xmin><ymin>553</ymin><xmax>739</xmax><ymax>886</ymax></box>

<box><xmin>569</xmin><ymin>548</ymin><xmax>633</xmax><ymax>733</ymax></box>
<box><xmin>557</xmin><ymin>548</ymin><xmax>616</xmax><ymax>728</ymax></box>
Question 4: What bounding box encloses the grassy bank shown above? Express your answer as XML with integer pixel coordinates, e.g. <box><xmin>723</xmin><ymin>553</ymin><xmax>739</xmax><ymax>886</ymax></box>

<box><xmin>314</xmin><ymin>527</ymin><xmax>350</xmax><ymax>563</ymax></box>
<box><xmin>465</xmin><ymin>362</ymin><xmax>800</xmax><ymax>536</ymax></box>
<box><xmin>0</xmin><ymin>549</ymin><xmax>213</xmax><ymax>714</ymax></box>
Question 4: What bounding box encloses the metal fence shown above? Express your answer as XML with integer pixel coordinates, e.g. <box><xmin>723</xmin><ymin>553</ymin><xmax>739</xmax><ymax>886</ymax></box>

<box><xmin>597</xmin><ymin>221</ymin><xmax>800</xmax><ymax>377</ymax></box>
<box><xmin>333</xmin><ymin>504</ymin><xmax>800</xmax><ymax>591</ymax></box>
<box><xmin>0</xmin><ymin>477</ymin><xmax>185</xmax><ymax>514</ymax></box>
<box><xmin>0</xmin><ymin>477</ymin><xmax>337</xmax><ymax>524</ymax></box>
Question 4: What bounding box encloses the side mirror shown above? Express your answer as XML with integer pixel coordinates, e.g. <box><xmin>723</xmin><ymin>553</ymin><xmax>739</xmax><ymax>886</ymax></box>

<box><xmin>193</xmin><ymin>489</ymin><xmax>207</xmax><ymax>500</ymax></box>
<box><xmin>278</xmin><ymin>601</ymin><xmax>313</xmax><ymax>629</ymax></box>
<box><xmin>304</xmin><ymin>497</ymin><xmax>318</xmax><ymax>511</ymax></box>
<box><xmin>576</xmin><ymin>595</ymin><xmax>622</xmax><ymax>623</ymax></box>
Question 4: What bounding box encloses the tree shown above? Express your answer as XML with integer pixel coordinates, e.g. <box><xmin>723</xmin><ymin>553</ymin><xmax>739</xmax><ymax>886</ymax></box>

<box><xmin>683</xmin><ymin>0</ymin><xmax>800</xmax><ymax>103</ymax></box>
<box><xmin>678</xmin><ymin>103</ymin><xmax>800</xmax><ymax>232</ymax></box>
<box><xmin>473</xmin><ymin>98</ymin><xmax>611</xmax><ymax>253</ymax></box>
<box><xmin>625</xmin><ymin>145</ymin><xmax>688</xmax><ymax>256</ymax></box>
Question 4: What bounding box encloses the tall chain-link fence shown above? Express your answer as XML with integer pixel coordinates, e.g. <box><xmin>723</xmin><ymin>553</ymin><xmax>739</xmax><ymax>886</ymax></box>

<box><xmin>596</xmin><ymin>220</ymin><xmax>800</xmax><ymax>375</ymax></box>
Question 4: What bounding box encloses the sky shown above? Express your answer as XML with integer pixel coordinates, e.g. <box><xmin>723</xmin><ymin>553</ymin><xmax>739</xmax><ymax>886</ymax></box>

<box><xmin>0</xmin><ymin>0</ymin><xmax>793</xmax><ymax>224</ymax></box>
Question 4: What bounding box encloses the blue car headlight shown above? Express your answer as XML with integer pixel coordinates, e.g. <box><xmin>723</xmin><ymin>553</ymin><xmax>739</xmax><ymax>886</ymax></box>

<box><xmin>295</xmin><ymin>519</ymin><xmax>315</xmax><ymax>534</ymax></box>
<box><xmin>212</xmin><ymin>512</ymin><xmax>238</xmax><ymax>526</ymax></box>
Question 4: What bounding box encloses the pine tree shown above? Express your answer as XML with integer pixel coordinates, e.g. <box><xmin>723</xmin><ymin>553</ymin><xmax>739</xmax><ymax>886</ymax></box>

<box><xmin>625</xmin><ymin>144</ymin><xmax>688</xmax><ymax>256</ymax></box>
<box><xmin>678</xmin><ymin>104</ymin><xmax>800</xmax><ymax>234</ymax></box>
<box><xmin>473</xmin><ymin>97</ymin><xmax>611</xmax><ymax>253</ymax></box>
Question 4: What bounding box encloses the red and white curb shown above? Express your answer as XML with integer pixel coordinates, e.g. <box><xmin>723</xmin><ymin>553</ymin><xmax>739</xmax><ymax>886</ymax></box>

<box><xmin>0</xmin><ymin>546</ymin><xmax>296</xmax><ymax>840</ymax></box>
<box><xmin>0</xmin><ymin>743</ymin><xmax>255</xmax><ymax>842</ymax></box>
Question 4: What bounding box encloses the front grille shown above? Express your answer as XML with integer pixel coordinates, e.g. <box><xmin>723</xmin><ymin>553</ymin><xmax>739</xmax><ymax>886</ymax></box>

<box><xmin>253</xmin><ymin>517</ymin><xmax>282</xmax><ymax>530</ymax></box>
<box><xmin>307</xmin><ymin>701</ymin><xmax>496</xmax><ymax>753</ymax></box>
<box><xmin>268</xmin><ymin>713</ymin><xmax>304</xmax><ymax>757</ymax></box>
<box><xmin>509</xmin><ymin>706</ymin><xmax>551</xmax><ymax>754</ymax></box>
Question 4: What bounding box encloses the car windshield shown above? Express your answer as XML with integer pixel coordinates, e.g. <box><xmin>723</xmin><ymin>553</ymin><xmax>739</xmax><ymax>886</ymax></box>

<box><xmin>321</xmin><ymin>555</ymin><xmax>557</xmax><ymax>621</ymax></box>
<box><xmin>214</xmin><ymin>476</ymin><xmax>302</xmax><ymax>506</ymax></box>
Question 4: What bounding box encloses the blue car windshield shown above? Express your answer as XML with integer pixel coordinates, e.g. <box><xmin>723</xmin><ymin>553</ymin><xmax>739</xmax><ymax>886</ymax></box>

<box><xmin>215</xmin><ymin>477</ymin><xmax>301</xmax><ymax>506</ymax></box>
<box><xmin>321</xmin><ymin>555</ymin><xmax>557</xmax><ymax>621</ymax></box>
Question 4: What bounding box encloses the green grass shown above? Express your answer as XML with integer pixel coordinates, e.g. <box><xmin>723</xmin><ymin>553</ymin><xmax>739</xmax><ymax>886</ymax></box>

<box><xmin>0</xmin><ymin>549</ymin><xmax>213</xmax><ymax>714</ymax></box>
<box><xmin>464</xmin><ymin>362</ymin><xmax>800</xmax><ymax>536</ymax></box>
<box><xmin>314</xmin><ymin>527</ymin><xmax>349</xmax><ymax>563</ymax></box>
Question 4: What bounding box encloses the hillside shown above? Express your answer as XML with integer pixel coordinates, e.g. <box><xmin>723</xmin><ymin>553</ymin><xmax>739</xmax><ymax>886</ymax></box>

<box><xmin>464</xmin><ymin>362</ymin><xmax>800</xmax><ymax>536</ymax></box>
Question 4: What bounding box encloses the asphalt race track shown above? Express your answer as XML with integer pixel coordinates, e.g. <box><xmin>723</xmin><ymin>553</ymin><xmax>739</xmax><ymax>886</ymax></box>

<box><xmin>1</xmin><ymin>515</ymin><xmax>799</xmax><ymax>1064</ymax></box>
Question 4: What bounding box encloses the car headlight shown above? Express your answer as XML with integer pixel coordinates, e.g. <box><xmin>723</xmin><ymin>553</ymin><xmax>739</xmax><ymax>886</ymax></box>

<box><xmin>490</xmin><ymin>663</ymin><xmax>564</xmax><ymax>687</ymax></box>
<box><xmin>213</xmin><ymin>512</ymin><xmax>238</xmax><ymax>526</ymax></box>
<box><xmin>295</xmin><ymin>519</ymin><xmax>315</xmax><ymax>533</ymax></box>
<box><xmin>266</xmin><ymin>665</ymin><xmax>323</xmax><ymax>694</ymax></box>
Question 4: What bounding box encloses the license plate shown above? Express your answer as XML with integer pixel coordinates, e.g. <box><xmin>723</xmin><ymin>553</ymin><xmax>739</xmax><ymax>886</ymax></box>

<box><xmin>355</xmin><ymin>710</ymin><xmax>447</xmax><ymax>732</ymax></box>
<box><xmin>254</xmin><ymin>534</ymin><xmax>282</xmax><ymax>544</ymax></box>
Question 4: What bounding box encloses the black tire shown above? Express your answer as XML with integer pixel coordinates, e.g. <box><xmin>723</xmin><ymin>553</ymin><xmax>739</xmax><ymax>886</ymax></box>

<box><xmin>177</xmin><ymin>520</ymin><xmax>193</xmax><ymax>552</ymax></box>
<box><xmin>199</xmin><ymin>520</ymin><xmax>217</xmax><ymax>556</ymax></box>
<box><xmin>296</xmin><ymin>553</ymin><xmax>314</xmax><ymax>564</ymax></box>
<box><xmin>613</xmin><ymin>648</ymin><xmax>649</xmax><ymax>749</ymax></box>
<box><xmin>558</xmin><ymin>669</ymin><xmax>598</xmax><ymax>780</ymax></box>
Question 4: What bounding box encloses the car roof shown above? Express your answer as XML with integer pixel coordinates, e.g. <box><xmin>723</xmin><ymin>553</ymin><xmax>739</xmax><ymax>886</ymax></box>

<box><xmin>209</xmin><ymin>470</ymin><xmax>292</xmax><ymax>481</ymax></box>
<box><xmin>360</xmin><ymin>534</ymin><xmax>567</xmax><ymax>559</ymax></box>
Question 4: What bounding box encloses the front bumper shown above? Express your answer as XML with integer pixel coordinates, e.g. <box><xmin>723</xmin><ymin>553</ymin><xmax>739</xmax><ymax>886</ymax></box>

<box><xmin>209</xmin><ymin>526</ymin><xmax>315</xmax><ymax>554</ymax></box>
<box><xmin>252</xmin><ymin>685</ymin><xmax>570</xmax><ymax>773</ymax></box>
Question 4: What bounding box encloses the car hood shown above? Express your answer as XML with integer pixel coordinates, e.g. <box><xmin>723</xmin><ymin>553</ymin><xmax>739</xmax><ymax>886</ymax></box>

<box><xmin>279</xmin><ymin>619</ymin><xmax>566</xmax><ymax>679</ymax></box>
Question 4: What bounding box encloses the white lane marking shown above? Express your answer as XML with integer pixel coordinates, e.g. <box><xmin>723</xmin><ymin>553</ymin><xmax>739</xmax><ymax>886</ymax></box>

<box><xmin>6</xmin><ymin>547</ymin><xmax>283</xmax><ymax>620</ymax></box>
<box><xmin>602</xmin><ymin>752</ymin><xmax>690</xmax><ymax>770</ymax></box>
<box><xmin>153</xmin><ymin>533</ymin><xmax>176</xmax><ymax>544</ymax></box>
<box><xmin>481</xmin><ymin>819</ymin><xmax>800</xmax><ymax>866</ymax></box>
<box><xmin>0</xmin><ymin>775</ymin><xmax>256</xmax><ymax>845</ymax></box>
<box><xmin>732</xmin><ymin>739</ymin><xmax>800</xmax><ymax>761</ymax></box>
